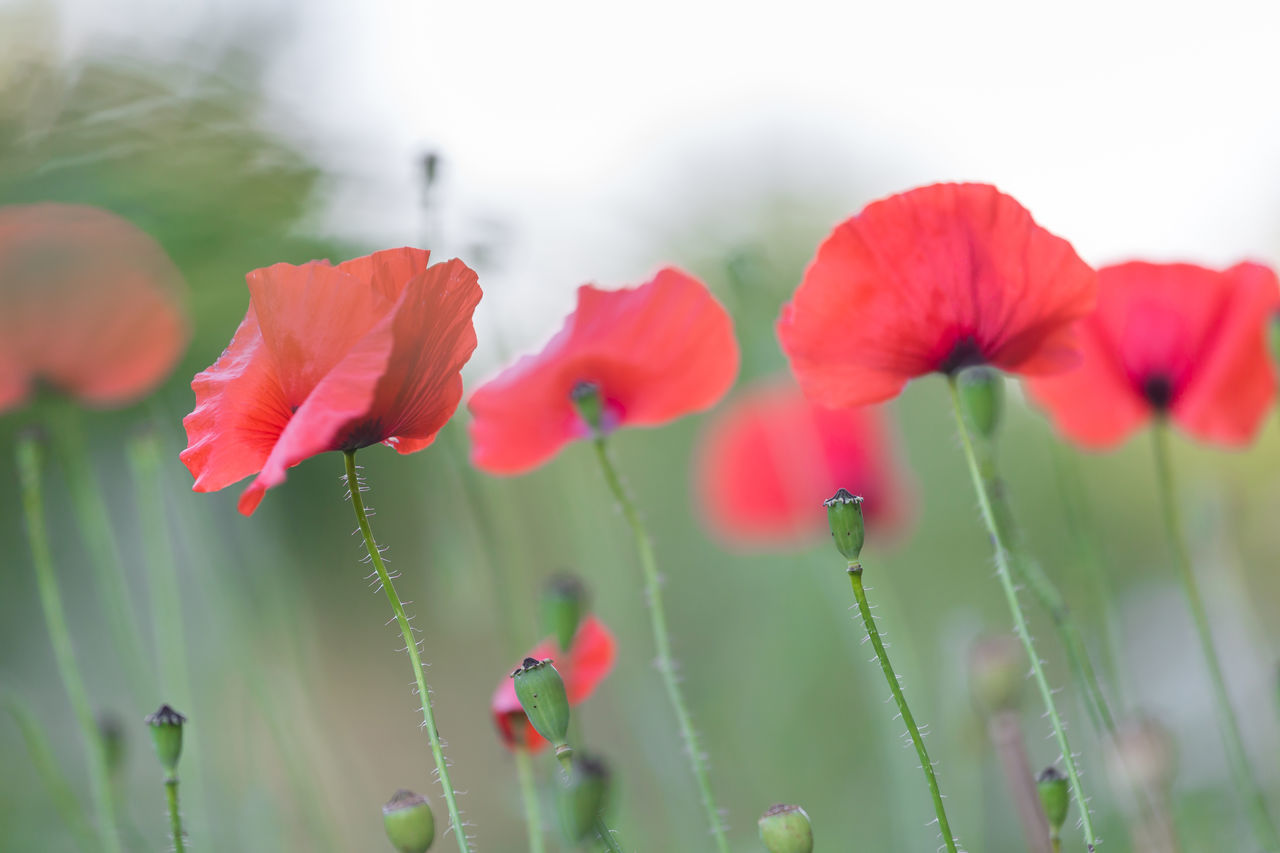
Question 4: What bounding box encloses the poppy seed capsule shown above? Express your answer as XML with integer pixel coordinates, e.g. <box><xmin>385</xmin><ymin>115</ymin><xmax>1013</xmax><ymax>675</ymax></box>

<box><xmin>957</xmin><ymin>366</ymin><xmax>1004</xmax><ymax>439</ymax></box>
<box><xmin>558</xmin><ymin>754</ymin><xmax>610</xmax><ymax>843</ymax></box>
<box><xmin>542</xmin><ymin>574</ymin><xmax>586</xmax><ymax>651</ymax></box>
<box><xmin>382</xmin><ymin>789</ymin><xmax>435</xmax><ymax>853</ymax></box>
<box><xmin>758</xmin><ymin>803</ymin><xmax>813</xmax><ymax>853</ymax></box>
<box><xmin>511</xmin><ymin>657</ymin><xmax>571</xmax><ymax>746</ymax></box>
<box><xmin>823</xmin><ymin>489</ymin><xmax>864</xmax><ymax>562</ymax></box>
<box><xmin>143</xmin><ymin>704</ymin><xmax>186</xmax><ymax>775</ymax></box>
<box><xmin>1037</xmin><ymin>767</ymin><xmax>1069</xmax><ymax>834</ymax></box>
<box><xmin>570</xmin><ymin>381</ymin><xmax>606</xmax><ymax>435</ymax></box>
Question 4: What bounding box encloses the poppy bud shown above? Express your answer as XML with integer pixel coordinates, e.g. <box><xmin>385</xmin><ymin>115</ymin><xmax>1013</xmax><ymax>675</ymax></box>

<box><xmin>143</xmin><ymin>704</ymin><xmax>185</xmax><ymax>776</ymax></box>
<box><xmin>758</xmin><ymin>803</ymin><xmax>813</xmax><ymax>853</ymax></box>
<box><xmin>969</xmin><ymin>634</ymin><xmax>1024</xmax><ymax>714</ymax></box>
<box><xmin>541</xmin><ymin>574</ymin><xmax>586</xmax><ymax>651</ymax></box>
<box><xmin>1037</xmin><ymin>767</ymin><xmax>1069</xmax><ymax>835</ymax></box>
<box><xmin>823</xmin><ymin>489</ymin><xmax>864</xmax><ymax>562</ymax></box>
<box><xmin>570</xmin><ymin>381</ymin><xmax>605</xmax><ymax>435</ymax></box>
<box><xmin>957</xmin><ymin>366</ymin><xmax>1004</xmax><ymax>439</ymax></box>
<box><xmin>382</xmin><ymin>789</ymin><xmax>435</xmax><ymax>853</ymax></box>
<box><xmin>558</xmin><ymin>754</ymin><xmax>610</xmax><ymax>843</ymax></box>
<box><xmin>511</xmin><ymin>657</ymin><xmax>571</xmax><ymax>747</ymax></box>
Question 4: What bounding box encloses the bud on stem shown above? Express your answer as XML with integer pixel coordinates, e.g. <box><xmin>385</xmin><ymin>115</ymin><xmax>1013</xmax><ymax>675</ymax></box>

<box><xmin>511</xmin><ymin>657</ymin><xmax>571</xmax><ymax>748</ymax></box>
<box><xmin>571</xmin><ymin>382</ymin><xmax>605</xmax><ymax>436</ymax></box>
<box><xmin>541</xmin><ymin>575</ymin><xmax>586</xmax><ymax>651</ymax></box>
<box><xmin>383</xmin><ymin>789</ymin><xmax>435</xmax><ymax>853</ymax></box>
<box><xmin>956</xmin><ymin>366</ymin><xmax>1005</xmax><ymax>439</ymax></box>
<box><xmin>824</xmin><ymin>489</ymin><xmax>864</xmax><ymax>562</ymax></box>
<box><xmin>558</xmin><ymin>754</ymin><xmax>610</xmax><ymax>843</ymax></box>
<box><xmin>1037</xmin><ymin>766</ymin><xmax>1069</xmax><ymax>838</ymax></box>
<box><xmin>144</xmin><ymin>704</ymin><xmax>185</xmax><ymax>777</ymax></box>
<box><xmin>758</xmin><ymin>803</ymin><xmax>813</xmax><ymax>853</ymax></box>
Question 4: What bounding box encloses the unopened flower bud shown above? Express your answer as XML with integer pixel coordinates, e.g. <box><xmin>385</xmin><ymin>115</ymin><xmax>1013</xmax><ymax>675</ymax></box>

<box><xmin>558</xmin><ymin>754</ymin><xmax>610</xmax><ymax>843</ymax></box>
<box><xmin>957</xmin><ymin>366</ymin><xmax>1004</xmax><ymax>439</ymax></box>
<box><xmin>969</xmin><ymin>634</ymin><xmax>1024</xmax><ymax>714</ymax></box>
<box><xmin>758</xmin><ymin>803</ymin><xmax>813</xmax><ymax>853</ymax></box>
<box><xmin>143</xmin><ymin>704</ymin><xmax>185</xmax><ymax>775</ymax></box>
<box><xmin>511</xmin><ymin>657</ymin><xmax>570</xmax><ymax>746</ymax></box>
<box><xmin>383</xmin><ymin>789</ymin><xmax>435</xmax><ymax>852</ymax></box>
<box><xmin>824</xmin><ymin>489</ymin><xmax>864</xmax><ymax>562</ymax></box>
<box><xmin>570</xmin><ymin>381</ymin><xmax>605</xmax><ymax>435</ymax></box>
<box><xmin>1037</xmin><ymin>767</ymin><xmax>1069</xmax><ymax>835</ymax></box>
<box><xmin>542</xmin><ymin>574</ymin><xmax>586</xmax><ymax>651</ymax></box>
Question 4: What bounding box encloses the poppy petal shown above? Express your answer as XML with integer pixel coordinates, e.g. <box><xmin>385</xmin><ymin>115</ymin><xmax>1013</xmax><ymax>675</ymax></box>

<box><xmin>564</xmin><ymin>615</ymin><xmax>617</xmax><ymax>705</ymax></box>
<box><xmin>335</xmin><ymin>247</ymin><xmax>433</xmax><ymax>302</ymax></box>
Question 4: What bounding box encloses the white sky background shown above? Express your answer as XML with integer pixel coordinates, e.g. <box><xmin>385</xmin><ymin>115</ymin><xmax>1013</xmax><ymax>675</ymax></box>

<box><xmin>31</xmin><ymin>0</ymin><xmax>1280</xmax><ymax>359</ymax></box>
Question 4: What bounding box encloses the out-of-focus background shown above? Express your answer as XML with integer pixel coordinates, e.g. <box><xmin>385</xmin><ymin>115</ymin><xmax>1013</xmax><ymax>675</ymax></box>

<box><xmin>2</xmin><ymin>0</ymin><xmax>1280</xmax><ymax>850</ymax></box>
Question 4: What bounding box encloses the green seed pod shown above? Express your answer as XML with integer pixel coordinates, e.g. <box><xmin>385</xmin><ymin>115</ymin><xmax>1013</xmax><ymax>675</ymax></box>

<box><xmin>1036</xmin><ymin>767</ymin><xmax>1069</xmax><ymax>835</ymax></box>
<box><xmin>758</xmin><ymin>803</ymin><xmax>813</xmax><ymax>853</ymax></box>
<box><xmin>143</xmin><ymin>704</ymin><xmax>185</xmax><ymax>775</ymax></box>
<box><xmin>541</xmin><ymin>574</ymin><xmax>586</xmax><ymax>651</ymax></box>
<box><xmin>570</xmin><ymin>381</ymin><xmax>605</xmax><ymax>434</ymax></box>
<box><xmin>382</xmin><ymin>789</ymin><xmax>435</xmax><ymax>853</ymax></box>
<box><xmin>511</xmin><ymin>657</ymin><xmax>570</xmax><ymax>746</ymax></box>
<box><xmin>823</xmin><ymin>489</ymin><xmax>864</xmax><ymax>562</ymax></box>
<box><xmin>957</xmin><ymin>366</ymin><xmax>1005</xmax><ymax>439</ymax></box>
<box><xmin>969</xmin><ymin>634</ymin><xmax>1025</xmax><ymax>714</ymax></box>
<box><xmin>558</xmin><ymin>754</ymin><xmax>610</xmax><ymax>843</ymax></box>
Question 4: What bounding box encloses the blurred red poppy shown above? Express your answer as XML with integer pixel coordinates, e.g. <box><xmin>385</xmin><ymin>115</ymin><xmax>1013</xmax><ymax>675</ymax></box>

<box><xmin>181</xmin><ymin>248</ymin><xmax>481</xmax><ymax>515</ymax></box>
<box><xmin>0</xmin><ymin>203</ymin><xmax>188</xmax><ymax>411</ymax></box>
<box><xmin>491</xmin><ymin>615</ymin><xmax>616</xmax><ymax>751</ymax></box>
<box><xmin>695</xmin><ymin>378</ymin><xmax>910</xmax><ymax>549</ymax></box>
<box><xmin>1026</xmin><ymin>261</ymin><xmax>1279</xmax><ymax>448</ymax></box>
<box><xmin>777</xmin><ymin>183</ymin><xmax>1096</xmax><ymax>408</ymax></box>
<box><xmin>468</xmin><ymin>267</ymin><xmax>738</xmax><ymax>474</ymax></box>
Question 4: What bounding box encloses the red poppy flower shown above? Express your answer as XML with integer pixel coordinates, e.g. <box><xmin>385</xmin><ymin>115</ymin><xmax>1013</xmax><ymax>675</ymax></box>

<box><xmin>1026</xmin><ymin>261</ymin><xmax>1279</xmax><ymax>448</ymax></box>
<box><xmin>181</xmin><ymin>248</ymin><xmax>481</xmax><ymax>515</ymax></box>
<box><xmin>0</xmin><ymin>203</ymin><xmax>188</xmax><ymax>411</ymax></box>
<box><xmin>694</xmin><ymin>377</ymin><xmax>910</xmax><ymax>549</ymax></box>
<box><xmin>776</xmin><ymin>183</ymin><xmax>1096</xmax><ymax>408</ymax></box>
<box><xmin>467</xmin><ymin>267</ymin><xmax>738</xmax><ymax>474</ymax></box>
<box><xmin>491</xmin><ymin>615</ymin><xmax>616</xmax><ymax>751</ymax></box>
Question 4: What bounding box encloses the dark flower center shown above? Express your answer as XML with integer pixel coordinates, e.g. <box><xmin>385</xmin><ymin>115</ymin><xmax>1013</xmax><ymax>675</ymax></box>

<box><xmin>338</xmin><ymin>419</ymin><xmax>388</xmax><ymax>451</ymax></box>
<box><xmin>939</xmin><ymin>335</ymin><xmax>986</xmax><ymax>375</ymax></box>
<box><xmin>1141</xmin><ymin>374</ymin><xmax>1174</xmax><ymax>410</ymax></box>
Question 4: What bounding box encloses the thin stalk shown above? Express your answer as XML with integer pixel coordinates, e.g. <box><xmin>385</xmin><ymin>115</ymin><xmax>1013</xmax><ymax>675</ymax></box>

<box><xmin>987</xmin><ymin>711</ymin><xmax>1051</xmax><ymax>853</ymax></box>
<box><xmin>946</xmin><ymin>378</ymin><xmax>1097</xmax><ymax>851</ymax></box>
<box><xmin>514</xmin><ymin>749</ymin><xmax>546</xmax><ymax>853</ymax></box>
<box><xmin>5</xmin><ymin>696</ymin><xmax>98</xmax><ymax>850</ymax></box>
<box><xmin>16</xmin><ymin>433</ymin><xmax>123</xmax><ymax>853</ymax></box>
<box><xmin>342</xmin><ymin>451</ymin><xmax>471</xmax><ymax>853</ymax></box>
<box><xmin>1150</xmin><ymin>420</ymin><xmax>1280</xmax><ymax>851</ymax></box>
<box><xmin>847</xmin><ymin>564</ymin><xmax>959</xmax><ymax>852</ymax></box>
<box><xmin>589</xmin><ymin>437</ymin><xmax>728</xmax><ymax>853</ymax></box>
<box><xmin>164</xmin><ymin>776</ymin><xmax>185</xmax><ymax>852</ymax></box>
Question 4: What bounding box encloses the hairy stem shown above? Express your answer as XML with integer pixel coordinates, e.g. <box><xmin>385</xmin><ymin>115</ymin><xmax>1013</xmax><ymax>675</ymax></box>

<box><xmin>343</xmin><ymin>451</ymin><xmax>471</xmax><ymax>853</ymax></box>
<box><xmin>164</xmin><ymin>776</ymin><xmax>185</xmax><ymax>852</ymax></box>
<box><xmin>1151</xmin><ymin>420</ymin><xmax>1279</xmax><ymax>851</ymax></box>
<box><xmin>946</xmin><ymin>378</ymin><xmax>1097</xmax><ymax>850</ymax></box>
<box><xmin>848</xmin><ymin>565</ymin><xmax>959</xmax><ymax>852</ymax></box>
<box><xmin>590</xmin><ymin>438</ymin><xmax>728</xmax><ymax>853</ymax></box>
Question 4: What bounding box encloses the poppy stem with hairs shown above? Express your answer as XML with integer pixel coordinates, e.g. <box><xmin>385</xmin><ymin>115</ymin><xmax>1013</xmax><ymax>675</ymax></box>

<box><xmin>342</xmin><ymin>450</ymin><xmax>472</xmax><ymax>853</ymax></box>
<box><xmin>513</xmin><ymin>749</ymin><xmax>546</xmax><ymax>853</ymax></box>
<box><xmin>945</xmin><ymin>377</ymin><xmax>1098</xmax><ymax>851</ymax></box>
<box><xmin>1150</xmin><ymin>419</ymin><xmax>1280</xmax><ymax>851</ymax></box>
<box><xmin>15</xmin><ymin>432</ymin><xmax>123</xmax><ymax>853</ymax></box>
<box><xmin>586</xmin><ymin>435</ymin><xmax>730</xmax><ymax>853</ymax></box>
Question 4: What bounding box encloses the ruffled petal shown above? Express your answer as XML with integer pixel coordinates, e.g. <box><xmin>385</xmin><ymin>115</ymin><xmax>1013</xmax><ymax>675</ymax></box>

<box><xmin>336</xmin><ymin>247</ymin><xmax>433</xmax><ymax>302</ymax></box>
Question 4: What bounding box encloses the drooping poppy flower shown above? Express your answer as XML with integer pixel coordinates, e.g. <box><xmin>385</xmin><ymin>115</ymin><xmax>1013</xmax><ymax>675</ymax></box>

<box><xmin>491</xmin><ymin>615</ymin><xmax>616</xmax><ymax>751</ymax></box>
<box><xmin>776</xmin><ymin>183</ymin><xmax>1097</xmax><ymax>408</ymax></box>
<box><xmin>1026</xmin><ymin>261</ymin><xmax>1279</xmax><ymax>448</ymax></box>
<box><xmin>0</xmin><ymin>203</ymin><xmax>188</xmax><ymax>411</ymax></box>
<box><xmin>181</xmin><ymin>248</ymin><xmax>481</xmax><ymax>515</ymax></box>
<box><xmin>467</xmin><ymin>267</ymin><xmax>738</xmax><ymax>474</ymax></box>
<box><xmin>694</xmin><ymin>377</ymin><xmax>911</xmax><ymax>549</ymax></box>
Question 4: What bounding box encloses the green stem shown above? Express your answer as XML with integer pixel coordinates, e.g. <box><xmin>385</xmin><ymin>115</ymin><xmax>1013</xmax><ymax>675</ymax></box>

<box><xmin>343</xmin><ymin>451</ymin><xmax>471</xmax><ymax>853</ymax></box>
<box><xmin>514</xmin><ymin>749</ymin><xmax>546</xmax><ymax>853</ymax></box>
<box><xmin>848</xmin><ymin>565</ymin><xmax>958</xmax><ymax>852</ymax></box>
<box><xmin>164</xmin><ymin>776</ymin><xmax>185</xmax><ymax>852</ymax></box>
<box><xmin>593</xmin><ymin>815</ymin><xmax>624</xmax><ymax>853</ymax></box>
<box><xmin>590</xmin><ymin>438</ymin><xmax>728</xmax><ymax>853</ymax></box>
<box><xmin>5</xmin><ymin>695</ymin><xmax>98</xmax><ymax>850</ymax></box>
<box><xmin>1151</xmin><ymin>420</ymin><xmax>1280</xmax><ymax>851</ymax></box>
<box><xmin>16</xmin><ymin>433</ymin><xmax>123</xmax><ymax>853</ymax></box>
<box><xmin>946</xmin><ymin>378</ymin><xmax>1097</xmax><ymax>851</ymax></box>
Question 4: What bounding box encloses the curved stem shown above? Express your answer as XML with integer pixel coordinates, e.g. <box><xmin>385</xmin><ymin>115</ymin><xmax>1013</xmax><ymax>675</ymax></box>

<box><xmin>5</xmin><ymin>695</ymin><xmax>98</xmax><ymax>850</ymax></box>
<box><xmin>164</xmin><ymin>777</ymin><xmax>185</xmax><ymax>852</ymax></box>
<box><xmin>848</xmin><ymin>565</ymin><xmax>958</xmax><ymax>852</ymax></box>
<box><xmin>514</xmin><ymin>749</ymin><xmax>546</xmax><ymax>853</ymax></box>
<box><xmin>946</xmin><ymin>378</ymin><xmax>1097</xmax><ymax>851</ymax></box>
<box><xmin>343</xmin><ymin>451</ymin><xmax>471</xmax><ymax>853</ymax></box>
<box><xmin>590</xmin><ymin>438</ymin><xmax>728</xmax><ymax>853</ymax></box>
<box><xmin>1151</xmin><ymin>420</ymin><xmax>1279</xmax><ymax>851</ymax></box>
<box><xmin>16</xmin><ymin>433</ymin><xmax>123</xmax><ymax>853</ymax></box>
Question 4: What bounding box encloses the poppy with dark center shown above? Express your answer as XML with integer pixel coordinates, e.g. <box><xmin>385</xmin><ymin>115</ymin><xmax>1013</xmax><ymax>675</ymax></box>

<box><xmin>467</xmin><ymin>267</ymin><xmax>738</xmax><ymax>474</ymax></box>
<box><xmin>1026</xmin><ymin>261</ymin><xmax>1279</xmax><ymax>448</ymax></box>
<box><xmin>776</xmin><ymin>182</ymin><xmax>1097</xmax><ymax>408</ymax></box>
<box><xmin>181</xmin><ymin>248</ymin><xmax>482</xmax><ymax>514</ymax></box>
<box><xmin>694</xmin><ymin>377</ymin><xmax>911</xmax><ymax>549</ymax></box>
<box><xmin>0</xmin><ymin>203</ymin><xmax>189</xmax><ymax>411</ymax></box>
<box><xmin>490</xmin><ymin>615</ymin><xmax>616</xmax><ymax>751</ymax></box>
